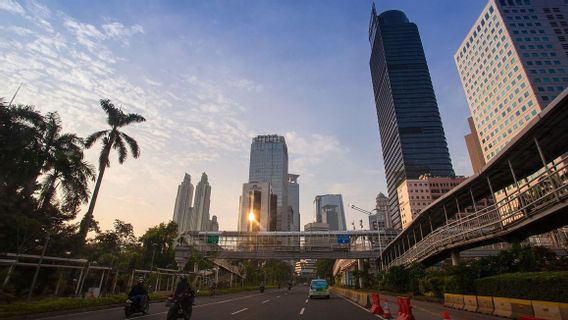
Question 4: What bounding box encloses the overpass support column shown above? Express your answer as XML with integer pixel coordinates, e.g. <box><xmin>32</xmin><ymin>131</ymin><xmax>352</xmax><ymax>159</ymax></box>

<box><xmin>357</xmin><ymin>259</ymin><xmax>365</xmax><ymax>289</ymax></box>
<box><xmin>451</xmin><ymin>250</ymin><xmax>461</xmax><ymax>266</ymax></box>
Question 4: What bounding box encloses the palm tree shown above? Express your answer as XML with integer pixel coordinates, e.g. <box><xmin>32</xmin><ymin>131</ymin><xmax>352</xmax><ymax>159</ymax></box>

<box><xmin>78</xmin><ymin>99</ymin><xmax>146</xmax><ymax>242</ymax></box>
<box><xmin>38</xmin><ymin>113</ymin><xmax>95</xmax><ymax>218</ymax></box>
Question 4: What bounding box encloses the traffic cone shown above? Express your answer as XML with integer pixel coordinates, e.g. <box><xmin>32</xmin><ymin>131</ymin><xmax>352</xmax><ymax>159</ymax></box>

<box><xmin>443</xmin><ymin>310</ymin><xmax>451</xmax><ymax>320</ymax></box>
<box><xmin>383</xmin><ymin>298</ymin><xmax>392</xmax><ymax>319</ymax></box>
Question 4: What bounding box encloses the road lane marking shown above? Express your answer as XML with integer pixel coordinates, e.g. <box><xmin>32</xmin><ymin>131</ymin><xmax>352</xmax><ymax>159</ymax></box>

<box><xmin>305</xmin><ymin>299</ymin><xmax>309</xmax><ymax>303</ymax></box>
<box><xmin>276</xmin><ymin>295</ymin><xmax>281</xmax><ymax>298</ymax></box>
<box><xmin>262</xmin><ymin>299</ymin><xmax>270</xmax><ymax>304</ymax></box>
<box><xmin>231</xmin><ymin>308</ymin><xmax>248</xmax><ymax>315</ymax></box>
<box><xmin>299</xmin><ymin>307</ymin><xmax>305</xmax><ymax>315</ymax></box>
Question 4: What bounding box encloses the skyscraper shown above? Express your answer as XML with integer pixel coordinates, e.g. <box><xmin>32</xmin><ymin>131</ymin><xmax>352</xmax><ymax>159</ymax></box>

<box><xmin>237</xmin><ymin>182</ymin><xmax>277</xmax><ymax>232</ymax></box>
<box><xmin>208</xmin><ymin>215</ymin><xmax>219</xmax><ymax>232</ymax></box>
<box><xmin>464</xmin><ymin>117</ymin><xmax>486</xmax><ymax>174</ymax></box>
<box><xmin>193</xmin><ymin>172</ymin><xmax>211</xmax><ymax>231</ymax></box>
<box><xmin>368</xmin><ymin>5</ymin><xmax>455</xmax><ymax>230</ymax></box>
<box><xmin>369</xmin><ymin>192</ymin><xmax>389</xmax><ymax>231</ymax></box>
<box><xmin>455</xmin><ymin>0</ymin><xmax>568</xmax><ymax>162</ymax></box>
<box><xmin>248</xmin><ymin>135</ymin><xmax>289</xmax><ymax>231</ymax></box>
<box><xmin>288</xmin><ymin>174</ymin><xmax>300</xmax><ymax>231</ymax></box>
<box><xmin>172</xmin><ymin>173</ymin><xmax>194</xmax><ymax>234</ymax></box>
<box><xmin>314</xmin><ymin>194</ymin><xmax>347</xmax><ymax>231</ymax></box>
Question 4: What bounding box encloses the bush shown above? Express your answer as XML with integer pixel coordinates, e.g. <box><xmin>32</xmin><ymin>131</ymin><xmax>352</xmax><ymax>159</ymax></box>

<box><xmin>474</xmin><ymin>271</ymin><xmax>568</xmax><ymax>302</ymax></box>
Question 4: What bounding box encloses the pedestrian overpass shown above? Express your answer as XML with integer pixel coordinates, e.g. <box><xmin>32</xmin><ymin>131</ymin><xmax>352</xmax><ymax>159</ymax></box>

<box><xmin>381</xmin><ymin>89</ymin><xmax>568</xmax><ymax>268</ymax></box>
<box><xmin>174</xmin><ymin>229</ymin><xmax>397</xmax><ymax>267</ymax></box>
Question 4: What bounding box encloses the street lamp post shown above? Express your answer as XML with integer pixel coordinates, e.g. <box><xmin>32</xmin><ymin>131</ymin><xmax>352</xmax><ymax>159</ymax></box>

<box><xmin>150</xmin><ymin>242</ymin><xmax>159</xmax><ymax>269</ymax></box>
<box><xmin>349</xmin><ymin>204</ymin><xmax>385</xmax><ymax>271</ymax></box>
<box><xmin>27</xmin><ymin>216</ymin><xmax>58</xmax><ymax>301</ymax></box>
<box><xmin>27</xmin><ymin>234</ymin><xmax>50</xmax><ymax>300</ymax></box>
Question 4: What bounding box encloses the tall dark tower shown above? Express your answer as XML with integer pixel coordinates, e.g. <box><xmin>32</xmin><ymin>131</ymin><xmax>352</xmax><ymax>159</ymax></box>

<box><xmin>368</xmin><ymin>4</ymin><xmax>454</xmax><ymax>230</ymax></box>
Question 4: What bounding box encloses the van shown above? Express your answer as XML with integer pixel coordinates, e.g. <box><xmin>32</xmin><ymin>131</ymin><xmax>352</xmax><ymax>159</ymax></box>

<box><xmin>308</xmin><ymin>279</ymin><xmax>330</xmax><ymax>299</ymax></box>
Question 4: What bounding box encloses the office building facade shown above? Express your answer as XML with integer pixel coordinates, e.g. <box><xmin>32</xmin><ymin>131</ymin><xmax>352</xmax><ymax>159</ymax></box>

<box><xmin>314</xmin><ymin>194</ymin><xmax>347</xmax><ymax>231</ymax></box>
<box><xmin>288</xmin><ymin>174</ymin><xmax>301</xmax><ymax>231</ymax></box>
<box><xmin>368</xmin><ymin>5</ymin><xmax>455</xmax><ymax>230</ymax></box>
<box><xmin>237</xmin><ymin>181</ymin><xmax>277</xmax><ymax>232</ymax></box>
<box><xmin>248</xmin><ymin>135</ymin><xmax>289</xmax><ymax>231</ymax></box>
<box><xmin>465</xmin><ymin>117</ymin><xmax>487</xmax><ymax>174</ymax></box>
<box><xmin>369</xmin><ymin>192</ymin><xmax>389</xmax><ymax>230</ymax></box>
<box><xmin>397</xmin><ymin>175</ymin><xmax>467</xmax><ymax>229</ymax></box>
<box><xmin>455</xmin><ymin>0</ymin><xmax>568</xmax><ymax>162</ymax></box>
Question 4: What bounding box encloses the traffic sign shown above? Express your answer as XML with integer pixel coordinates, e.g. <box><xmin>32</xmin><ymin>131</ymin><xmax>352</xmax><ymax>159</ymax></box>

<box><xmin>207</xmin><ymin>235</ymin><xmax>219</xmax><ymax>244</ymax></box>
<box><xmin>337</xmin><ymin>234</ymin><xmax>350</xmax><ymax>244</ymax></box>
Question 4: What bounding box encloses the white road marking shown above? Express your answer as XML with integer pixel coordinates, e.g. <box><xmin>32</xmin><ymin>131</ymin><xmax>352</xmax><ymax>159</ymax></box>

<box><xmin>299</xmin><ymin>307</ymin><xmax>305</xmax><ymax>315</ymax></box>
<box><xmin>262</xmin><ymin>299</ymin><xmax>270</xmax><ymax>304</ymax></box>
<box><xmin>231</xmin><ymin>308</ymin><xmax>248</xmax><ymax>315</ymax></box>
<box><xmin>276</xmin><ymin>295</ymin><xmax>281</xmax><ymax>298</ymax></box>
<box><xmin>305</xmin><ymin>299</ymin><xmax>309</xmax><ymax>303</ymax></box>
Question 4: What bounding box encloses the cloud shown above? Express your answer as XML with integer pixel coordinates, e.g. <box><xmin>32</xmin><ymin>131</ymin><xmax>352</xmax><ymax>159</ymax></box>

<box><xmin>102</xmin><ymin>22</ymin><xmax>144</xmax><ymax>45</ymax></box>
<box><xmin>0</xmin><ymin>0</ymin><xmax>25</xmax><ymax>15</ymax></box>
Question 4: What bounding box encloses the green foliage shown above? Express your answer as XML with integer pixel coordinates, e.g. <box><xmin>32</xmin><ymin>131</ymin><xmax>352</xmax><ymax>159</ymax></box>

<box><xmin>315</xmin><ymin>259</ymin><xmax>335</xmax><ymax>282</ymax></box>
<box><xmin>475</xmin><ymin>272</ymin><xmax>568</xmax><ymax>302</ymax></box>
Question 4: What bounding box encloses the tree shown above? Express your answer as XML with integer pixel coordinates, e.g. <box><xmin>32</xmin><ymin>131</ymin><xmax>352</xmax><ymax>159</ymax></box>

<box><xmin>79</xmin><ymin>99</ymin><xmax>146</xmax><ymax>242</ymax></box>
<box><xmin>139</xmin><ymin>221</ymin><xmax>178</xmax><ymax>269</ymax></box>
<box><xmin>315</xmin><ymin>259</ymin><xmax>335</xmax><ymax>281</ymax></box>
<box><xmin>37</xmin><ymin>112</ymin><xmax>95</xmax><ymax>217</ymax></box>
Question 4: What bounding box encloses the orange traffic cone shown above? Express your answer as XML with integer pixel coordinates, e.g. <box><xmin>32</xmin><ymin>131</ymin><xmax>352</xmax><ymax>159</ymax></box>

<box><xmin>383</xmin><ymin>298</ymin><xmax>392</xmax><ymax>319</ymax></box>
<box><xmin>443</xmin><ymin>310</ymin><xmax>451</xmax><ymax>320</ymax></box>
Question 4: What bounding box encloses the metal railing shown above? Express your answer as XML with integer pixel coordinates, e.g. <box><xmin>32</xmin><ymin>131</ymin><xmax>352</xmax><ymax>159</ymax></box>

<box><xmin>175</xmin><ymin>229</ymin><xmax>397</xmax><ymax>261</ymax></box>
<box><xmin>388</xmin><ymin>155</ymin><xmax>568</xmax><ymax>267</ymax></box>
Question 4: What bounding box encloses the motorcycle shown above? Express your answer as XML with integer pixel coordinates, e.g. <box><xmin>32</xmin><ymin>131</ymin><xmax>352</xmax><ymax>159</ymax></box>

<box><xmin>167</xmin><ymin>290</ymin><xmax>196</xmax><ymax>320</ymax></box>
<box><xmin>124</xmin><ymin>295</ymin><xmax>149</xmax><ymax>317</ymax></box>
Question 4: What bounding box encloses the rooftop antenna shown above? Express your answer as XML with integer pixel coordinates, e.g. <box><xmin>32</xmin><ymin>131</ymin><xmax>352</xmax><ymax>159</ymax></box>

<box><xmin>8</xmin><ymin>82</ymin><xmax>23</xmax><ymax>107</ymax></box>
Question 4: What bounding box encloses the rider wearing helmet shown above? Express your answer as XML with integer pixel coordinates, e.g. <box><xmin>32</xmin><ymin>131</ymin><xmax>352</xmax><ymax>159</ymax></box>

<box><xmin>174</xmin><ymin>275</ymin><xmax>194</xmax><ymax>316</ymax></box>
<box><xmin>128</xmin><ymin>277</ymin><xmax>148</xmax><ymax>307</ymax></box>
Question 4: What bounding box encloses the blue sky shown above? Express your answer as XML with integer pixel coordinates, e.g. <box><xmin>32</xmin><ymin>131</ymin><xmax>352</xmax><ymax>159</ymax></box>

<box><xmin>0</xmin><ymin>0</ymin><xmax>487</xmax><ymax>235</ymax></box>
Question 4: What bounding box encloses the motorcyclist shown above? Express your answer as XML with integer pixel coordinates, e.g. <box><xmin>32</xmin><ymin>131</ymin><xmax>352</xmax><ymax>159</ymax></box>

<box><xmin>128</xmin><ymin>277</ymin><xmax>148</xmax><ymax>308</ymax></box>
<box><xmin>173</xmin><ymin>275</ymin><xmax>194</xmax><ymax>317</ymax></box>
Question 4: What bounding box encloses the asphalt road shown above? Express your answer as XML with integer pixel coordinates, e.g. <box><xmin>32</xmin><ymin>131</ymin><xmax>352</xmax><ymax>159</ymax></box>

<box><xmin>35</xmin><ymin>288</ymin><xmax>504</xmax><ymax>320</ymax></box>
<box><xmin>35</xmin><ymin>288</ymin><xmax>376</xmax><ymax>320</ymax></box>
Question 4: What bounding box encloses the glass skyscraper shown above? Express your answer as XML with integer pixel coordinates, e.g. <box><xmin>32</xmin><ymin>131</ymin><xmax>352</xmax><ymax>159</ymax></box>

<box><xmin>248</xmin><ymin>135</ymin><xmax>289</xmax><ymax>231</ymax></box>
<box><xmin>368</xmin><ymin>5</ymin><xmax>455</xmax><ymax>230</ymax></box>
<box><xmin>314</xmin><ymin>194</ymin><xmax>347</xmax><ymax>231</ymax></box>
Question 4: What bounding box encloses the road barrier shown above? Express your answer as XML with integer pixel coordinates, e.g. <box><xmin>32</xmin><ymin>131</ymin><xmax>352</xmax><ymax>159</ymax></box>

<box><xmin>396</xmin><ymin>296</ymin><xmax>415</xmax><ymax>320</ymax></box>
<box><xmin>463</xmin><ymin>295</ymin><xmax>478</xmax><ymax>312</ymax></box>
<box><xmin>442</xmin><ymin>310</ymin><xmax>451</xmax><ymax>320</ymax></box>
<box><xmin>443</xmin><ymin>293</ymin><xmax>464</xmax><ymax>310</ymax></box>
<box><xmin>444</xmin><ymin>294</ymin><xmax>568</xmax><ymax>319</ymax></box>
<box><xmin>531</xmin><ymin>300</ymin><xmax>568</xmax><ymax>320</ymax></box>
<box><xmin>370</xmin><ymin>293</ymin><xmax>384</xmax><ymax>315</ymax></box>
<box><xmin>477</xmin><ymin>296</ymin><xmax>494</xmax><ymax>315</ymax></box>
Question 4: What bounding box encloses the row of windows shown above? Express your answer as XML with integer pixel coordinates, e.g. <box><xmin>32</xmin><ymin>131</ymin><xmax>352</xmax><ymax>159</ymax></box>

<box><xmin>503</xmin><ymin>8</ymin><xmax>535</xmax><ymax>14</ymax></box>
<box><xmin>499</xmin><ymin>0</ymin><xmax>532</xmax><ymax>7</ymax></box>
<box><xmin>515</xmin><ymin>36</ymin><xmax>550</xmax><ymax>41</ymax></box>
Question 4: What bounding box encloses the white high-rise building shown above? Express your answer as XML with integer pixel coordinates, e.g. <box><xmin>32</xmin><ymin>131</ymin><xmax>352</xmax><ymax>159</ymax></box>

<box><xmin>314</xmin><ymin>194</ymin><xmax>347</xmax><ymax>231</ymax></box>
<box><xmin>288</xmin><ymin>174</ymin><xmax>300</xmax><ymax>232</ymax></box>
<box><xmin>455</xmin><ymin>0</ymin><xmax>568</xmax><ymax>162</ymax></box>
<box><xmin>193</xmin><ymin>172</ymin><xmax>211</xmax><ymax>231</ymax></box>
<box><xmin>172</xmin><ymin>173</ymin><xmax>194</xmax><ymax>234</ymax></box>
<box><xmin>248</xmin><ymin>135</ymin><xmax>289</xmax><ymax>231</ymax></box>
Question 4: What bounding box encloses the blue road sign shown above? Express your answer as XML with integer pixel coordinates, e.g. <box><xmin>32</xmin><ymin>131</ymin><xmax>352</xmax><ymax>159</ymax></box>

<box><xmin>337</xmin><ymin>234</ymin><xmax>350</xmax><ymax>244</ymax></box>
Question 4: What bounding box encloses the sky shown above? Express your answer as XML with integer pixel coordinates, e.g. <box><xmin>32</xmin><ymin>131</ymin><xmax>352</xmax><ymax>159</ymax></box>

<box><xmin>0</xmin><ymin>0</ymin><xmax>488</xmax><ymax>235</ymax></box>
